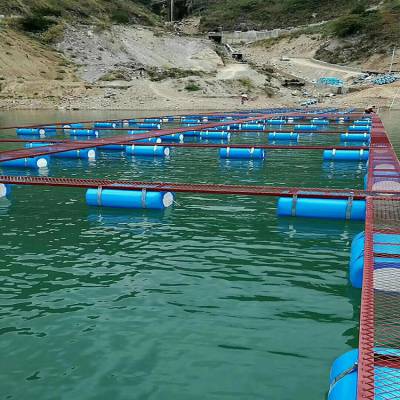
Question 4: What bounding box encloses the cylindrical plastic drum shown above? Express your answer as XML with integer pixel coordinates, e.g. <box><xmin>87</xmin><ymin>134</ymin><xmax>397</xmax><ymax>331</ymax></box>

<box><xmin>86</xmin><ymin>189</ymin><xmax>174</xmax><ymax>209</ymax></box>
<box><xmin>219</xmin><ymin>147</ymin><xmax>265</xmax><ymax>159</ymax></box>
<box><xmin>126</xmin><ymin>145</ymin><xmax>169</xmax><ymax>157</ymax></box>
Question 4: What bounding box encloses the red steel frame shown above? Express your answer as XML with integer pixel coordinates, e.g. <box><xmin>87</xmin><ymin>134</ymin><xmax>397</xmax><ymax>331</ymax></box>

<box><xmin>357</xmin><ymin>114</ymin><xmax>400</xmax><ymax>400</ymax></box>
<box><xmin>2</xmin><ymin>109</ymin><xmax>398</xmax><ymax>399</ymax></box>
<box><xmin>0</xmin><ymin>138</ymin><xmax>369</xmax><ymax>151</ymax></box>
<box><xmin>0</xmin><ymin>110</ymin><xmax>367</xmax><ymax>131</ymax></box>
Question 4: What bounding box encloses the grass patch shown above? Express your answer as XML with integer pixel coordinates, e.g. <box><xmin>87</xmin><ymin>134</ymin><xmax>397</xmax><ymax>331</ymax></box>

<box><xmin>238</xmin><ymin>77</ymin><xmax>254</xmax><ymax>91</ymax></box>
<box><xmin>0</xmin><ymin>0</ymin><xmax>160</xmax><ymax>27</ymax></box>
<box><xmin>99</xmin><ymin>70</ymin><xmax>130</xmax><ymax>81</ymax></box>
<box><xmin>148</xmin><ymin>68</ymin><xmax>204</xmax><ymax>82</ymax></box>
<box><xmin>185</xmin><ymin>82</ymin><xmax>201</xmax><ymax>91</ymax></box>
<box><xmin>199</xmin><ymin>0</ymin><xmax>379</xmax><ymax>31</ymax></box>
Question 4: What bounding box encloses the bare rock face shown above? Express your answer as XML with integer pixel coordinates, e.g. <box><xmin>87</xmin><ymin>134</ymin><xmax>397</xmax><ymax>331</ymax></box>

<box><xmin>57</xmin><ymin>25</ymin><xmax>224</xmax><ymax>83</ymax></box>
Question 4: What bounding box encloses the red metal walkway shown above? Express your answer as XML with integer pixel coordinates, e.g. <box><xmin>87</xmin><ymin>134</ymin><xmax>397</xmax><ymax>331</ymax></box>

<box><xmin>0</xmin><ymin>139</ymin><xmax>368</xmax><ymax>151</ymax></box>
<box><xmin>0</xmin><ymin>116</ymin><xmax>263</xmax><ymax>162</ymax></box>
<box><xmin>0</xmin><ymin>175</ymin><xmax>370</xmax><ymax>199</ymax></box>
<box><xmin>357</xmin><ymin>116</ymin><xmax>400</xmax><ymax>400</ymax></box>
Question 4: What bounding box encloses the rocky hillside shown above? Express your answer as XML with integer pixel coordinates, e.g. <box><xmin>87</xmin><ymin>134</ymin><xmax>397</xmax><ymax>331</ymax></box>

<box><xmin>199</xmin><ymin>0</ymin><xmax>380</xmax><ymax>31</ymax></box>
<box><xmin>0</xmin><ymin>0</ymin><xmax>158</xmax><ymax>25</ymax></box>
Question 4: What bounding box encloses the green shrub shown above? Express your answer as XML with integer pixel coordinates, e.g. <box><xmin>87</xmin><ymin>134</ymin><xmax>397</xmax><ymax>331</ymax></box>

<box><xmin>111</xmin><ymin>9</ymin><xmax>130</xmax><ymax>24</ymax></box>
<box><xmin>42</xmin><ymin>22</ymin><xmax>65</xmax><ymax>43</ymax></box>
<box><xmin>19</xmin><ymin>14</ymin><xmax>57</xmax><ymax>33</ymax></box>
<box><xmin>331</xmin><ymin>15</ymin><xmax>364</xmax><ymax>37</ymax></box>
<box><xmin>185</xmin><ymin>82</ymin><xmax>201</xmax><ymax>91</ymax></box>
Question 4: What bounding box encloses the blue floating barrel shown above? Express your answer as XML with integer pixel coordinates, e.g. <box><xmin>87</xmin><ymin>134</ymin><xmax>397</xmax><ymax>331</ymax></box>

<box><xmin>182</xmin><ymin>119</ymin><xmax>201</xmax><ymax>124</ymax></box>
<box><xmin>39</xmin><ymin>125</ymin><xmax>57</xmax><ymax>133</ymax></box>
<box><xmin>350</xmin><ymin>232</ymin><xmax>400</xmax><ymax>289</ymax></box>
<box><xmin>207</xmin><ymin>126</ymin><xmax>231</xmax><ymax>131</ymax></box>
<box><xmin>311</xmin><ymin>119</ymin><xmax>329</xmax><ymax>125</ymax></box>
<box><xmin>340</xmin><ymin>133</ymin><xmax>370</xmax><ymax>142</ymax></box>
<box><xmin>267</xmin><ymin>119</ymin><xmax>286</xmax><ymax>125</ymax></box>
<box><xmin>268</xmin><ymin>132</ymin><xmax>299</xmax><ymax>141</ymax></box>
<box><xmin>63</xmin><ymin>123</ymin><xmax>84</xmax><ymax>130</ymax></box>
<box><xmin>136</xmin><ymin>123</ymin><xmax>161</xmax><ymax>130</ymax></box>
<box><xmin>52</xmin><ymin>149</ymin><xmax>96</xmax><ymax>159</ymax></box>
<box><xmin>70</xmin><ymin>129</ymin><xmax>99</xmax><ymax>137</ymax></box>
<box><xmin>0</xmin><ymin>183</ymin><xmax>11</xmax><ymax>198</ymax></box>
<box><xmin>99</xmin><ymin>144</ymin><xmax>125</xmax><ymax>151</ymax></box>
<box><xmin>219</xmin><ymin>147</ymin><xmax>265</xmax><ymax>159</ymax></box>
<box><xmin>128</xmin><ymin>119</ymin><xmax>137</xmax><ymax>126</ymax></box>
<box><xmin>183</xmin><ymin>123</ymin><xmax>201</xmax><ymax>127</ymax></box>
<box><xmin>349</xmin><ymin>232</ymin><xmax>365</xmax><ymax>288</ymax></box>
<box><xmin>354</xmin><ymin>120</ymin><xmax>371</xmax><ymax>126</ymax></box>
<box><xmin>328</xmin><ymin>349</ymin><xmax>358</xmax><ymax>400</ymax></box>
<box><xmin>277</xmin><ymin>197</ymin><xmax>366</xmax><ymax>220</ymax></box>
<box><xmin>294</xmin><ymin>124</ymin><xmax>318</xmax><ymax>131</ymax></box>
<box><xmin>229</xmin><ymin>123</ymin><xmax>241</xmax><ymax>129</ymax></box>
<box><xmin>16</xmin><ymin>128</ymin><xmax>44</xmax><ymax>136</ymax></box>
<box><xmin>25</xmin><ymin>142</ymin><xmax>53</xmax><ymax>148</ymax></box>
<box><xmin>161</xmin><ymin>133</ymin><xmax>183</xmax><ymax>142</ymax></box>
<box><xmin>144</xmin><ymin>118</ymin><xmax>162</xmax><ymax>123</ymax></box>
<box><xmin>183</xmin><ymin>130</ymin><xmax>201</xmax><ymax>137</ymax></box>
<box><xmin>200</xmin><ymin>131</ymin><xmax>230</xmax><ymax>140</ymax></box>
<box><xmin>134</xmin><ymin>137</ymin><xmax>162</xmax><ymax>144</ymax></box>
<box><xmin>94</xmin><ymin>122</ymin><xmax>117</xmax><ymax>128</ymax></box>
<box><xmin>329</xmin><ymin>349</ymin><xmax>400</xmax><ymax>400</ymax></box>
<box><xmin>86</xmin><ymin>189</ymin><xmax>174</xmax><ymax>210</ymax></box>
<box><xmin>241</xmin><ymin>124</ymin><xmax>265</xmax><ymax>131</ymax></box>
<box><xmin>323</xmin><ymin>149</ymin><xmax>369</xmax><ymax>161</ymax></box>
<box><xmin>0</xmin><ymin>156</ymin><xmax>49</xmax><ymax>169</ymax></box>
<box><xmin>126</xmin><ymin>145</ymin><xmax>169</xmax><ymax>157</ymax></box>
<box><xmin>348</xmin><ymin>125</ymin><xmax>371</xmax><ymax>132</ymax></box>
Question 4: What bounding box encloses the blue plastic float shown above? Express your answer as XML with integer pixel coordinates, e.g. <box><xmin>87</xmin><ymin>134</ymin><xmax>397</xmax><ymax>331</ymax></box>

<box><xmin>160</xmin><ymin>133</ymin><xmax>184</xmax><ymax>142</ymax></box>
<box><xmin>94</xmin><ymin>122</ymin><xmax>117</xmax><ymax>128</ymax></box>
<box><xmin>183</xmin><ymin>130</ymin><xmax>201</xmax><ymax>137</ymax></box>
<box><xmin>63</xmin><ymin>123</ymin><xmax>84</xmax><ymax>129</ymax></box>
<box><xmin>311</xmin><ymin>119</ymin><xmax>329</xmax><ymax>125</ymax></box>
<box><xmin>329</xmin><ymin>348</ymin><xmax>400</xmax><ymax>400</ymax></box>
<box><xmin>200</xmin><ymin>131</ymin><xmax>230</xmax><ymax>140</ymax></box>
<box><xmin>348</xmin><ymin>125</ymin><xmax>371</xmax><ymax>132</ymax></box>
<box><xmin>16</xmin><ymin>128</ymin><xmax>45</xmax><ymax>136</ymax></box>
<box><xmin>349</xmin><ymin>232</ymin><xmax>400</xmax><ymax>288</ymax></box>
<box><xmin>70</xmin><ymin>129</ymin><xmax>99</xmax><ymax>137</ymax></box>
<box><xmin>86</xmin><ymin>189</ymin><xmax>174</xmax><ymax>209</ymax></box>
<box><xmin>126</xmin><ymin>145</ymin><xmax>170</xmax><ymax>157</ymax></box>
<box><xmin>268</xmin><ymin>132</ymin><xmax>299</xmax><ymax>141</ymax></box>
<box><xmin>323</xmin><ymin>150</ymin><xmax>369</xmax><ymax>161</ymax></box>
<box><xmin>277</xmin><ymin>198</ymin><xmax>366</xmax><ymax>220</ymax></box>
<box><xmin>134</xmin><ymin>138</ymin><xmax>162</xmax><ymax>144</ymax></box>
<box><xmin>267</xmin><ymin>119</ymin><xmax>286</xmax><ymax>125</ymax></box>
<box><xmin>25</xmin><ymin>143</ymin><xmax>96</xmax><ymax>159</ymax></box>
<box><xmin>241</xmin><ymin>124</ymin><xmax>265</xmax><ymax>131</ymax></box>
<box><xmin>0</xmin><ymin>156</ymin><xmax>49</xmax><ymax>169</ymax></box>
<box><xmin>0</xmin><ymin>183</ymin><xmax>11</xmax><ymax>198</ymax></box>
<box><xmin>340</xmin><ymin>133</ymin><xmax>370</xmax><ymax>142</ymax></box>
<box><xmin>99</xmin><ymin>144</ymin><xmax>125</xmax><ymax>151</ymax></box>
<box><xmin>136</xmin><ymin>123</ymin><xmax>161</xmax><ymax>130</ymax></box>
<box><xmin>219</xmin><ymin>147</ymin><xmax>265</xmax><ymax>159</ymax></box>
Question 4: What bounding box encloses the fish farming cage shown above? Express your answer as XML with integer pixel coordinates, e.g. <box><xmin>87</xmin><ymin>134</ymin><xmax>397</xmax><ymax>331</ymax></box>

<box><xmin>358</xmin><ymin>197</ymin><xmax>400</xmax><ymax>400</ymax></box>
<box><xmin>1</xmin><ymin>107</ymin><xmax>400</xmax><ymax>398</ymax></box>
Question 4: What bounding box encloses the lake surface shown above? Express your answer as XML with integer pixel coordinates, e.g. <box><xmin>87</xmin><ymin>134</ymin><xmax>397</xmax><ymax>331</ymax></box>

<box><xmin>0</xmin><ymin>109</ymin><xmax>398</xmax><ymax>400</ymax></box>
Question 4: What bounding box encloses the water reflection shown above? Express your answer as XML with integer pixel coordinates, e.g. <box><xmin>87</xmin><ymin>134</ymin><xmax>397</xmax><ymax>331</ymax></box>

<box><xmin>277</xmin><ymin>218</ymin><xmax>353</xmax><ymax>240</ymax></box>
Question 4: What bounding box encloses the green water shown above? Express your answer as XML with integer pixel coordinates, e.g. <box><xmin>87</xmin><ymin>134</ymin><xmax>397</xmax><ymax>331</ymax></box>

<box><xmin>0</xmin><ymin>110</ymin><xmax>398</xmax><ymax>400</ymax></box>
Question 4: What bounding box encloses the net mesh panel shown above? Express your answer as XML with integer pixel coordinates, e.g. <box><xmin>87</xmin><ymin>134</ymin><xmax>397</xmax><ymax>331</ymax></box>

<box><xmin>373</xmin><ymin>199</ymin><xmax>400</xmax><ymax>399</ymax></box>
<box><xmin>358</xmin><ymin>117</ymin><xmax>400</xmax><ymax>400</ymax></box>
<box><xmin>358</xmin><ymin>199</ymin><xmax>400</xmax><ymax>400</ymax></box>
